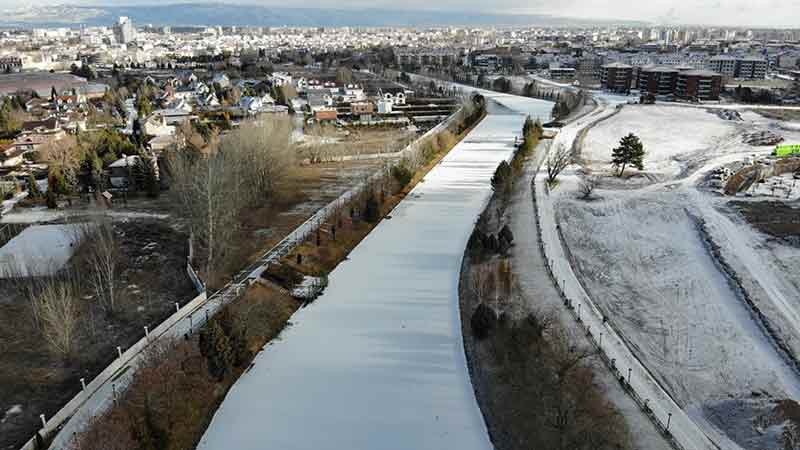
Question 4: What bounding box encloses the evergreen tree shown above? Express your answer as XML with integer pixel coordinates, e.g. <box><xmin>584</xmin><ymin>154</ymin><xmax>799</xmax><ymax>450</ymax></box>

<box><xmin>491</xmin><ymin>160</ymin><xmax>512</xmax><ymax>193</ymax></box>
<box><xmin>0</xmin><ymin>101</ymin><xmax>20</xmax><ymax>135</ymax></box>
<box><xmin>611</xmin><ymin>133</ymin><xmax>646</xmax><ymax>177</ymax></box>
<box><xmin>199</xmin><ymin>320</ymin><xmax>234</xmax><ymax>381</ymax></box>
<box><xmin>27</xmin><ymin>174</ymin><xmax>42</xmax><ymax>199</ymax></box>
<box><xmin>133</xmin><ymin>156</ymin><xmax>159</xmax><ymax>197</ymax></box>
<box><xmin>363</xmin><ymin>194</ymin><xmax>380</xmax><ymax>223</ymax></box>
<box><xmin>216</xmin><ymin>309</ymin><xmax>250</xmax><ymax>367</ymax></box>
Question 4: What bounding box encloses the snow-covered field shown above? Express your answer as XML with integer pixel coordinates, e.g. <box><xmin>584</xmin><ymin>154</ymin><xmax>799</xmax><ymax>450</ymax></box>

<box><xmin>0</xmin><ymin>224</ymin><xmax>81</xmax><ymax>277</ymax></box>
<box><xmin>553</xmin><ymin>102</ymin><xmax>800</xmax><ymax>449</ymax></box>
<box><xmin>581</xmin><ymin>105</ymin><xmax>737</xmax><ymax>182</ymax></box>
<box><xmin>557</xmin><ymin>192</ymin><xmax>800</xmax><ymax>441</ymax></box>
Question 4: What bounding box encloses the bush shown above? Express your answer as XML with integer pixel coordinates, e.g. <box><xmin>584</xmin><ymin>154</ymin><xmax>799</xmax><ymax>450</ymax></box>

<box><xmin>468</xmin><ymin>228</ymin><xmax>487</xmax><ymax>260</ymax></box>
<box><xmin>45</xmin><ymin>189</ymin><xmax>58</xmax><ymax>209</ymax></box>
<box><xmin>499</xmin><ymin>225</ymin><xmax>514</xmax><ymax>246</ymax></box>
<box><xmin>471</xmin><ymin>303</ymin><xmax>497</xmax><ymax>340</ymax></box>
<box><xmin>391</xmin><ymin>163</ymin><xmax>413</xmax><ymax>188</ymax></box>
<box><xmin>363</xmin><ymin>194</ymin><xmax>381</xmax><ymax>223</ymax></box>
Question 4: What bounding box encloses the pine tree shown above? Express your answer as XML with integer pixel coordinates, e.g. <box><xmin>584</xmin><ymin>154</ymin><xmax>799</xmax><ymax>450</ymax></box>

<box><xmin>27</xmin><ymin>174</ymin><xmax>42</xmax><ymax>199</ymax></box>
<box><xmin>133</xmin><ymin>156</ymin><xmax>159</xmax><ymax>197</ymax></box>
<box><xmin>199</xmin><ymin>320</ymin><xmax>233</xmax><ymax>381</ymax></box>
<box><xmin>611</xmin><ymin>133</ymin><xmax>646</xmax><ymax>177</ymax></box>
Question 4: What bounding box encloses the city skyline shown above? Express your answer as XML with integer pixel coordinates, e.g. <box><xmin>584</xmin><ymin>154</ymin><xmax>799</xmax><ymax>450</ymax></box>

<box><xmin>0</xmin><ymin>0</ymin><xmax>799</xmax><ymax>28</ymax></box>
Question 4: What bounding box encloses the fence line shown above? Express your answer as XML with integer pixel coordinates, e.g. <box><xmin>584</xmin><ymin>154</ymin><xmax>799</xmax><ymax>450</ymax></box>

<box><xmin>24</xmin><ymin>107</ymin><xmax>466</xmax><ymax>450</ymax></box>
<box><xmin>186</xmin><ymin>262</ymin><xmax>205</xmax><ymax>294</ymax></box>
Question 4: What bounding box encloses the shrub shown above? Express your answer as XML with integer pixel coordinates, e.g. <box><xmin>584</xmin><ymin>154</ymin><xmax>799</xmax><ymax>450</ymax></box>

<box><xmin>391</xmin><ymin>163</ymin><xmax>413</xmax><ymax>188</ymax></box>
<box><xmin>471</xmin><ymin>303</ymin><xmax>497</xmax><ymax>340</ymax></box>
<box><xmin>45</xmin><ymin>188</ymin><xmax>58</xmax><ymax>209</ymax></box>
<box><xmin>467</xmin><ymin>228</ymin><xmax>487</xmax><ymax>260</ymax></box>
<box><xmin>499</xmin><ymin>225</ymin><xmax>514</xmax><ymax>246</ymax></box>
<box><xmin>363</xmin><ymin>194</ymin><xmax>380</xmax><ymax>223</ymax></box>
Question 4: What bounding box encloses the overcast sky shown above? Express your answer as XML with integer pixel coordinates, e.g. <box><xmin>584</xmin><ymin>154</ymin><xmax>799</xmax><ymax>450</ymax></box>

<box><xmin>1</xmin><ymin>0</ymin><xmax>799</xmax><ymax>27</ymax></box>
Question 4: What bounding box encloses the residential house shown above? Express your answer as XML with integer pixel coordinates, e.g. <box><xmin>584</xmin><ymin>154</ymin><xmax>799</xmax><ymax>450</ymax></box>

<box><xmin>314</xmin><ymin>108</ymin><xmax>337</xmax><ymax>123</ymax></box>
<box><xmin>212</xmin><ymin>73</ymin><xmax>231</xmax><ymax>89</ymax></box>
<box><xmin>0</xmin><ymin>143</ymin><xmax>25</xmax><ymax>167</ymax></box>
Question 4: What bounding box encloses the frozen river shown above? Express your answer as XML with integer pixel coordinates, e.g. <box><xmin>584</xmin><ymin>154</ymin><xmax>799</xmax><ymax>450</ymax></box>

<box><xmin>196</xmin><ymin>96</ymin><xmax>553</xmax><ymax>450</ymax></box>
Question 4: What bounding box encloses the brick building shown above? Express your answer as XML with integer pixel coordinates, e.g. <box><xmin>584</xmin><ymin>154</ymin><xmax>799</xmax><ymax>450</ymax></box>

<box><xmin>637</xmin><ymin>65</ymin><xmax>679</xmax><ymax>98</ymax></box>
<box><xmin>676</xmin><ymin>70</ymin><xmax>722</xmax><ymax>100</ymax></box>
<box><xmin>600</xmin><ymin>62</ymin><xmax>633</xmax><ymax>93</ymax></box>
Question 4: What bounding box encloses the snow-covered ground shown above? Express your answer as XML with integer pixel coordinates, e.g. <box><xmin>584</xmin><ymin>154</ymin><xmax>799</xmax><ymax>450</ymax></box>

<box><xmin>557</xmin><ymin>191</ymin><xmax>800</xmax><ymax>441</ymax></box>
<box><xmin>582</xmin><ymin>105</ymin><xmax>737</xmax><ymax>182</ymax></box>
<box><xmin>0</xmin><ymin>206</ymin><xmax>168</xmax><ymax>224</ymax></box>
<box><xmin>197</xmin><ymin>99</ymin><xmax>553</xmax><ymax>450</ymax></box>
<box><xmin>0</xmin><ymin>224</ymin><xmax>81</xmax><ymax>277</ymax></box>
<box><xmin>550</xmin><ymin>100</ymin><xmax>800</xmax><ymax>450</ymax></box>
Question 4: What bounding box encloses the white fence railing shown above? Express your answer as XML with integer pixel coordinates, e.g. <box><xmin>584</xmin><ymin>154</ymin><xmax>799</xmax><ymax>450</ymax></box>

<box><xmin>23</xmin><ymin>106</ymin><xmax>468</xmax><ymax>450</ymax></box>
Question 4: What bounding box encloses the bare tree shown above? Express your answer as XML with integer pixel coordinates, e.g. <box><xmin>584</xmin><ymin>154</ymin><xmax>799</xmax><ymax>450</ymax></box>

<box><xmin>169</xmin><ymin>116</ymin><xmax>299</xmax><ymax>286</ymax></box>
<box><xmin>168</xmin><ymin>146</ymin><xmax>240</xmax><ymax>286</ymax></box>
<box><xmin>221</xmin><ymin>115</ymin><xmax>295</xmax><ymax>204</ymax></box>
<box><xmin>40</xmin><ymin>134</ymin><xmax>82</xmax><ymax>188</ymax></box>
<box><xmin>81</xmin><ymin>215</ymin><xmax>120</xmax><ymax>314</ymax></box>
<box><xmin>578</xmin><ymin>175</ymin><xmax>597</xmax><ymax>200</ymax></box>
<box><xmin>33</xmin><ymin>276</ymin><xmax>81</xmax><ymax>358</ymax></box>
<box><xmin>546</xmin><ymin>144</ymin><xmax>572</xmax><ymax>185</ymax></box>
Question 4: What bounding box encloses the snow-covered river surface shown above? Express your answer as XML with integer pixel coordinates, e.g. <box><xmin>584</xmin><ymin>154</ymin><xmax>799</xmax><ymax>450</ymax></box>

<box><xmin>196</xmin><ymin>96</ymin><xmax>553</xmax><ymax>450</ymax></box>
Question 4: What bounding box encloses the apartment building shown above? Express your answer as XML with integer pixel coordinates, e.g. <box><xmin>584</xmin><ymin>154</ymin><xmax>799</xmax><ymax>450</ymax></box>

<box><xmin>600</xmin><ymin>62</ymin><xmax>633</xmax><ymax>93</ymax></box>
<box><xmin>676</xmin><ymin>70</ymin><xmax>722</xmax><ymax>100</ymax></box>
<box><xmin>637</xmin><ymin>65</ymin><xmax>679</xmax><ymax>98</ymax></box>
<box><xmin>707</xmin><ymin>55</ymin><xmax>767</xmax><ymax>79</ymax></box>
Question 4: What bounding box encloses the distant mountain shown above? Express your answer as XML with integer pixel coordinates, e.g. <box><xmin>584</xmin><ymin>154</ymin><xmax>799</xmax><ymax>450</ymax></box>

<box><xmin>0</xmin><ymin>3</ymin><xmax>646</xmax><ymax>28</ymax></box>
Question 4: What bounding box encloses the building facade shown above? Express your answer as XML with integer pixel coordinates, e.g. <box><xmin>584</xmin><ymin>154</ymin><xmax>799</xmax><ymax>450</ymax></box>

<box><xmin>600</xmin><ymin>62</ymin><xmax>633</xmax><ymax>93</ymax></box>
<box><xmin>676</xmin><ymin>70</ymin><xmax>722</xmax><ymax>100</ymax></box>
<box><xmin>113</xmin><ymin>16</ymin><xmax>136</xmax><ymax>44</ymax></box>
<box><xmin>637</xmin><ymin>65</ymin><xmax>679</xmax><ymax>98</ymax></box>
<box><xmin>707</xmin><ymin>55</ymin><xmax>767</xmax><ymax>80</ymax></box>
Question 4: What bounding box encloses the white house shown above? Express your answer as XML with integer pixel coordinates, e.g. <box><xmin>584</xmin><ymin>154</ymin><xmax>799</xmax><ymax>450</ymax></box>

<box><xmin>271</xmin><ymin>72</ymin><xmax>293</xmax><ymax>87</ymax></box>
<box><xmin>382</xmin><ymin>91</ymin><xmax>406</xmax><ymax>105</ymax></box>
<box><xmin>198</xmin><ymin>92</ymin><xmax>220</xmax><ymax>108</ymax></box>
<box><xmin>143</xmin><ymin>113</ymin><xmax>176</xmax><ymax>137</ymax></box>
<box><xmin>377</xmin><ymin>100</ymin><xmax>393</xmax><ymax>114</ymax></box>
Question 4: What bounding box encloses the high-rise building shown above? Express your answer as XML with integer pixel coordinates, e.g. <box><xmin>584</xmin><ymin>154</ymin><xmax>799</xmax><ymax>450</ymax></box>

<box><xmin>113</xmin><ymin>16</ymin><xmax>136</xmax><ymax>44</ymax></box>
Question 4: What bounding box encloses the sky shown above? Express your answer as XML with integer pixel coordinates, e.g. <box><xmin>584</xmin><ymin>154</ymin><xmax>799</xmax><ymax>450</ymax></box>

<box><xmin>1</xmin><ymin>0</ymin><xmax>799</xmax><ymax>27</ymax></box>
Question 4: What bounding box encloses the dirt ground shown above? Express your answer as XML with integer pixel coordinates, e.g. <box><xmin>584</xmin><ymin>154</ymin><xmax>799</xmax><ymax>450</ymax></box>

<box><xmin>0</xmin><ymin>219</ymin><xmax>195</xmax><ymax>450</ymax></box>
<box><xmin>732</xmin><ymin>200</ymin><xmax>800</xmax><ymax>244</ymax></box>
